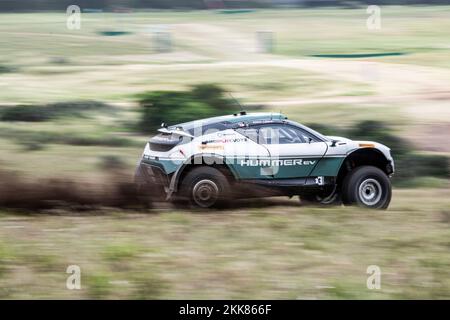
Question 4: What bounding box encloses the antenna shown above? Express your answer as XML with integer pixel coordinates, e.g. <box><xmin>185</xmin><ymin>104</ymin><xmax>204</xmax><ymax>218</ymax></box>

<box><xmin>228</xmin><ymin>92</ymin><xmax>246</xmax><ymax>115</ymax></box>
<box><xmin>279</xmin><ymin>105</ymin><xmax>286</xmax><ymax>119</ymax></box>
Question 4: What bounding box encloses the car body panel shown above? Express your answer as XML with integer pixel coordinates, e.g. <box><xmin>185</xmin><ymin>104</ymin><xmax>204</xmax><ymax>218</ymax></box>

<box><xmin>309</xmin><ymin>156</ymin><xmax>346</xmax><ymax>176</ymax></box>
<box><xmin>260</xmin><ymin>141</ymin><xmax>328</xmax><ymax>180</ymax></box>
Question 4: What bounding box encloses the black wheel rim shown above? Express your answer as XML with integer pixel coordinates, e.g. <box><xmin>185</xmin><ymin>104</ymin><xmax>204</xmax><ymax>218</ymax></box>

<box><xmin>192</xmin><ymin>179</ymin><xmax>219</xmax><ymax>208</ymax></box>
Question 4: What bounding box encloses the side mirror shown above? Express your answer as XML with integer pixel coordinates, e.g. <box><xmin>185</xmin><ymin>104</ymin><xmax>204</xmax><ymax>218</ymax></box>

<box><xmin>308</xmin><ymin>137</ymin><xmax>312</xmax><ymax>144</ymax></box>
<box><xmin>331</xmin><ymin>140</ymin><xmax>338</xmax><ymax>147</ymax></box>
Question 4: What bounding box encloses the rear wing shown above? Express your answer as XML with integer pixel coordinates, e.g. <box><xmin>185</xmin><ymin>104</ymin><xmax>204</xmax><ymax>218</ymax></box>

<box><xmin>157</xmin><ymin>127</ymin><xmax>194</xmax><ymax>139</ymax></box>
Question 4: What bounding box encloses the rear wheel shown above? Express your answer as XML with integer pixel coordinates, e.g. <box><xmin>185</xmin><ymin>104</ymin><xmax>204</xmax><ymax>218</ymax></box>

<box><xmin>178</xmin><ymin>166</ymin><xmax>230</xmax><ymax>208</ymax></box>
<box><xmin>342</xmin><ymin>166</ymin><xmax>391</xmax><ymax>209</ymax></box>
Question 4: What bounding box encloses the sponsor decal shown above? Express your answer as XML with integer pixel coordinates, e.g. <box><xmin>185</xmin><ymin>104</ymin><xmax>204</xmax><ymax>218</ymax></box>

<box><xmin>202</xmin><ymin>137</ymin><xmax>247</xmax><ymax>144</ymax></box>
<box><xmin>240</xmin><ymin>159</ymin><xmax>316</xmax><ymax>166</ymax></box>
<box><xmin>315</xmin><ymin>176</ymin><xmax>324</xmax><ymax>185</ymax></box>
<box><xmin>217</xmin><ymin>132</ymin><xmax>237</xmax><ymax>137</ymax></box>
<box><xmin>199</xmin><ymin>144</ymin><xmax>224</xmax><ymax>151</ymax></box>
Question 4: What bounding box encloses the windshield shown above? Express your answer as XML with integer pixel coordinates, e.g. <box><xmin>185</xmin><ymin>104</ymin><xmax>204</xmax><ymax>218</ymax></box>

<box><xmin>285</xmin><ymin>120</ymin><xmax>329</xmax><ymax>142</ymax></box>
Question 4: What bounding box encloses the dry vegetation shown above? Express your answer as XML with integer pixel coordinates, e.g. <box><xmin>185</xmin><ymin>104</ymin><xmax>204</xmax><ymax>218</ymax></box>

<box><xmin>0</xmin><ymin>189</ymin><xmax>449</xmax><ymax>299</ymax></box>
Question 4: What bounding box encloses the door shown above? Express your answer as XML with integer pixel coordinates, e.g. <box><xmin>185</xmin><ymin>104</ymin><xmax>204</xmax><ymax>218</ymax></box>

<box><xmin>209</xmin><ymin>128</ymin><xmax>271</xmax><ymax>180</ymax></box>
<box><xmin>256</xmin><ymin>124</ymin><xmax>328</xmax><ymax>180</ymax></box>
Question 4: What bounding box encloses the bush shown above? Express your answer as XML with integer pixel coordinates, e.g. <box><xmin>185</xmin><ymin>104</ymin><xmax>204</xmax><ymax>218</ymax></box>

<box><xmin>86</xmin><ymin>274</ymin><xmax>112</xmax><ymax>299</ymax></box>
<box><xmin>347</xmin><ymin>120</ymin><xmax>412</xmax><ymax>157</ymax></box>
<box><xmin>346</xmin><ymin>121</ymin><xmax>449</xmax><ymax>182</ymax></box>
<box><xmin>0</xmin><ymin>101</ymin><xmax>111</xmax><ymax>122</ymax></box>
<box><xmin>395</xmin><ymin>153</ymin><xmax>449</xmax><ymax>181</ymax></box>
<box><xmin>0</xmin><ymin>105</ymin><xmax>50</xmax><ymax>122</ymax></box>
<box><xmin>137</xmin><ymin>84</ymin><xmax>236</xmax><ymax>133</ymax></box>
<box><xmin>0</xmin><ymin>64</ymin><xmax>17</xmax><ymax>74</ymax></box>
<box><xmin>394</xmin><ymin>176</ymin><xmax>449</xmax><ymax>189</ymax></box>
<box><xmin>8</xmin><ymin>131</ymin><xmax>137</xmax><ymax>149</ymax></box>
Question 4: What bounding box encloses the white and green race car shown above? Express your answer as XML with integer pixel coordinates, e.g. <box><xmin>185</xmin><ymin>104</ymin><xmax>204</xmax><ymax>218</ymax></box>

<box><xmin>135</xmin><ymin>112</ymin><xmax>394</xmax><ymax>209</ymax></box>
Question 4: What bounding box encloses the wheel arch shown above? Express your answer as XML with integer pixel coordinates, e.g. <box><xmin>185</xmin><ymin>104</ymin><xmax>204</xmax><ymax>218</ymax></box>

<box><xmin>169</xmin><ymin>154</ymin><xmax>238</xmax><ymax>194</ymax></box>
<box><xmin>336</xmin><ymin>148</ymin><xmax>393</xmax><ymax>187</ymax></box>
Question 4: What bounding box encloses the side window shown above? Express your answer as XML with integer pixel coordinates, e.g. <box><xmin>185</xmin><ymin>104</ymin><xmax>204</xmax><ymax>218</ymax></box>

<box><xmin>235</xmin><ymin>128</ymin><xmax>259</xmax><ymax>143</ymax></box>
<box><xmin>291</xmin><ymin>126</ymin><xmax>320</xmax><ymax>143</ymax></box>
<box><xmin>236</xmin><ymin>124</ymin><xmax>320</xmax><ymax>144</ymax></box>
<box><xmin>258</xmin><ymin>126</ymin><xmax>285</xmax><ymax>144</ymax></box>
<box><xmin>258</xmin><ymin>124</ymin><xmax>319</xmax><ymax>144</ymax></box>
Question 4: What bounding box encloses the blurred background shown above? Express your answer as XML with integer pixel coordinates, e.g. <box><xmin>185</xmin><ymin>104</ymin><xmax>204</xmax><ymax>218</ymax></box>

<box><xmin>0</xmin><ymin>0</ymin><xmax>449</xmax><ymax>299</ymax></box>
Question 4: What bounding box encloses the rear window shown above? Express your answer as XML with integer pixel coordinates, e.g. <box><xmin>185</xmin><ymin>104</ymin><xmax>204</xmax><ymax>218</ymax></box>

<box><xmin>169</xmin><ymin>122</ymin><xmax>231</xmax><ymax>137</ymax></box>
<box><xmin>149</xmin><ymin>133</ymin><xmax>182</xmax><ymax>152</ymax></box>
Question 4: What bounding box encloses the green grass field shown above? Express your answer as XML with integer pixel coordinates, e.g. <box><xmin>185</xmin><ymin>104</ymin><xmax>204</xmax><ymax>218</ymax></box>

<box><xmin>0</xmin><ymin>7</ymin><xmax>449</xmax><ymax>299</ymax></box>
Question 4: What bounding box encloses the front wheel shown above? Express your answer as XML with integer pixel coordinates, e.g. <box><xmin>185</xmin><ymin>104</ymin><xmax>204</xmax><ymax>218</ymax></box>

<box><xmin>342</xmin><ymin>166</ymin><xmax>392</xmax><ymax>209</ymax></box>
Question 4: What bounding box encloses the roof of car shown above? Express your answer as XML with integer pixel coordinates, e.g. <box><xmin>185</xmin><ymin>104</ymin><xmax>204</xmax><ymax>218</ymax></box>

<box><xmin>170</xmin><ymin>112</ymin><xmax>287</xmax><ymax>131</ymax></box>
<box><xmin>165</xmin><ymin>112</ymin><xmax>329</xmax><ymax>141</ymax></box>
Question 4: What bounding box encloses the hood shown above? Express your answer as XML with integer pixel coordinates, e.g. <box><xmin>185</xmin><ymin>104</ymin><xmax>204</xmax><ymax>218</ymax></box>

<box><xmin>326</xmin><ymin>136</ymin><xmax>353</xmax><ymax>143</ymax></box>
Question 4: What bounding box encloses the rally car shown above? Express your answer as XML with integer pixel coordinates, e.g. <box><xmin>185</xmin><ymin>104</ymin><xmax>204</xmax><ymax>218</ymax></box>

<box><xmin>135</xmin><ymin>112</ymin><xmax>394</xmax><ymax>209</ymax></box>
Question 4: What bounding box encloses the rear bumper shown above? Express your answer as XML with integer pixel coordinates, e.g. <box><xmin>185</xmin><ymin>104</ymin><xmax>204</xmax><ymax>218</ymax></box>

<box><xmin>134</xmin><ymin>160</ymin><xmax>170</xmax><ymax>194</ymax></box>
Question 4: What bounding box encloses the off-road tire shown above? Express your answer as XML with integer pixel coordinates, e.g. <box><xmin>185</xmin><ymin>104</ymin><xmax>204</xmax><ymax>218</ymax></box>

<box><xmin>341</xmin><ymin>166</ymin><xmax>391</xmax><ymax>209</ymax></box>
<box><xmin>178</xmin><ymin>166</ymin><xmax>231</xmax><ymax>208</ymax></box>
